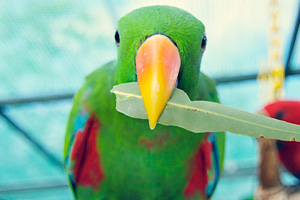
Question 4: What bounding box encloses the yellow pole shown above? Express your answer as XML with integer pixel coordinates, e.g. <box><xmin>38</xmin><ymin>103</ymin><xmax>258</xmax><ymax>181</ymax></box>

<box><xmin>258</xmin><ymin>0</ymin><xmax>285</xmax><ymax>104</ymax></box>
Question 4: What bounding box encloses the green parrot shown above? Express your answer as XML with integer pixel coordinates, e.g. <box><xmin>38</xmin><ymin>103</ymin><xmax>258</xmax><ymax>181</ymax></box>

<box><xmin>64</xmin><ymin>5</ymin><xmax>225</xmax><ymax>200</ymax></box>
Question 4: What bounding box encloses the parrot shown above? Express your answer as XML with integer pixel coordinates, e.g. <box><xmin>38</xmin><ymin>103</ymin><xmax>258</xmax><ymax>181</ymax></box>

<box><xmin>259</xmin><ymin>100</ymin><xmax>300</xmax><ymax>179</ymax></box>
<box><xmin>63</xmin><ymin>5</ymin><xmax>225</xmax><ymax>200</ymax></box>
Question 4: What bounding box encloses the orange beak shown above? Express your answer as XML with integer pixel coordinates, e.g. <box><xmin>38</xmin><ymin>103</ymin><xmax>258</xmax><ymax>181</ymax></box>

<box><xmin>136</xmin><ymin>34</ymin><xmax>181</xmax><ymax>130</ymax></box>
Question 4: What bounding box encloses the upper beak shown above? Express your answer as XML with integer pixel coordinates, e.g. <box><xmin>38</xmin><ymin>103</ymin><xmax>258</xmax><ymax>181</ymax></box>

<box><xmin>257</xmin><ymin>109</ymin><xmax>270</xmax><ymax>117</ymax></box>
<box><xmin>136</xmin><ymin>34</ymin><xmax>181</xmax><ymax>130</ymax></box>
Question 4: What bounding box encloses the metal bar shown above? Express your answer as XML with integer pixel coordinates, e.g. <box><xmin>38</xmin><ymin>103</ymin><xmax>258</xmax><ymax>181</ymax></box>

<box><xmin>215</xmin><ymin>68</ymin><xmax>300</xmax><ymax>84</ymax></box>
<box><xmin>0</xmin><ymin>166</ymin><xmax>260</xmax><ymax>194</ymax></box>
<box><xmin>288</xmin><ymin>69</ymin><xmax>300</xmax><ymax>76</ymax></box>
<box><xmin>0</xmin><ymin>168</ymin><xmax>256</xmax><ymax>194</ymax></box>
<box><xmin>0</xmin><ymin>69</ymin><xmax>299</xmax><ymax>107</ymax></box>
<box><xmin>0</xmin><ymin>182</ymin><xmax>69</xmax><ymax>194</ymax></box>
<box><xmin>285</xmin><ymin>1</ymin><xmax>300</xmax><ymax>74</ymax></box>
<box><xmin>0</xmin><ymin>164</ymin><xmax>288</xmax><ymax>194</ymax></box>
<box><xmin>0</xmin><ymin>107</ymin><xmax>64</xmax><ymax>170</ymax></box>
<box><xmin>0</xmin><ymin>93</ymin><xmax>74</xmax><ymax>107</ymax></box>
<box><xmin>215</xmin><ymin>73</ymin><xmax>258</xmax><ymax>84</ymax></box>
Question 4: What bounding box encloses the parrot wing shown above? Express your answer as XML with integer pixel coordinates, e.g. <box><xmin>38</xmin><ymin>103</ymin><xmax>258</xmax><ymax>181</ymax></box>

<box><xmin>63</xmin><ymin>61</ymin><xmax>116</xmax><ymax>197</ymax></box>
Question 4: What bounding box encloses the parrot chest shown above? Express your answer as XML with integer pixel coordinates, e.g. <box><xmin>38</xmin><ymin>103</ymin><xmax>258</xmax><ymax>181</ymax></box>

<box><xmin>94</xmin><ymin>112</ymin><xmax>215</xmax><ymax>199</ymax></box>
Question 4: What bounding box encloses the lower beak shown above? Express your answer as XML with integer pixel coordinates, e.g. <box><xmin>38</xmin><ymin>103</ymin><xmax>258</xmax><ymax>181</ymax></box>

<box><xmin>136</xmin><ymin>34</ymin><xmax>181</xmax><ymax>130</ymax></box>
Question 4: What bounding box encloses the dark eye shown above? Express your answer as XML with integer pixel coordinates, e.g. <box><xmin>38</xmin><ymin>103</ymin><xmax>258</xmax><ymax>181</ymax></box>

<box><xmin>115</xmin><ymin>30</ymin><xmax>120</xmax><ymax>45</ymax></box>
<box><xmin>201</xmin><ymin>34</ymin><xmax>207</xmax><ymax>51</ymax></box>
<box><xmin>274</xmin><ymin>111</ymin><xmax>284</xmax><ymax>120</ymax></box>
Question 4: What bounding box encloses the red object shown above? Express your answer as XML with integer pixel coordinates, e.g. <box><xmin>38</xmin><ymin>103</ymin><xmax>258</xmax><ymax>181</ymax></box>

<box><xmin>70</xmin><ymin>115</ymin><xmax>104</xmax><ymax>190</ymax></box>
<box><xmin>184</xmin><ymin>134</ymin><xmax>212</xmax><ymax>198</ymax></box>
<box><xmin>263</xmin><ymin>101</ymin><xmax>300</xmax><ymax>178</ymax></box>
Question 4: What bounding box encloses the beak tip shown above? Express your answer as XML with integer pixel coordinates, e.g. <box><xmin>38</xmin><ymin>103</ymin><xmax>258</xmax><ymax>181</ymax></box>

<box><xmin>149</xmin><ymin>121</ymin><xmax>157</xmax><ymax>130</ymax></box>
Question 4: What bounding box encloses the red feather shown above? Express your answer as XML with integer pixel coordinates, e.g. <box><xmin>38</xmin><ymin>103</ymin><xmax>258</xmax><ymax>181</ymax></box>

<box><xmin>264</xmin><ymin>101</ymin><xmax>300</xmax><ymax>177</ymax></box>
<box><xmin>70</xmin><ymin>115</ymin><xmax>104</xmax><ymax>190</ymax></box>
<box><xmin>184</xmin><ymin>134</ymin><xmax>212</xmax><ymax>198</ymax></box>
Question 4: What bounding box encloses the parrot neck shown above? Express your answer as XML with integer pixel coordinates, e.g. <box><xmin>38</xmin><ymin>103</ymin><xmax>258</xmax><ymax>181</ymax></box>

<box><xmin>115</xmin><ymin>56</ymin><xmax>137</xmax><ymax>84</ymax></box>
<box><xmin>177</xmin><ymin>67</ymin><xmax>202</xmax><ymax>100</ymax></box>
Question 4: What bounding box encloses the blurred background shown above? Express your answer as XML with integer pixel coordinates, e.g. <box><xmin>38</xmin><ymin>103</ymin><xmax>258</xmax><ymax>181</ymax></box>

<box><xmin>0</xmin><ymin>0</ymin><xmax>299</xmax><ymax>199</ymax></box>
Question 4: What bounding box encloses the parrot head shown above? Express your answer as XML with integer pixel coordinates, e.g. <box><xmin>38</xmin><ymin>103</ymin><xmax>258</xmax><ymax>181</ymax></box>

<box><xmin>115</xmin><ymin>6</ymin><xmax>207</xmax><ymax>129</ymax></box>
<box><xmin>262</xmin><ymin>101</ymin><xmax>300</xmax><ymax>124</ymax></box>
<box><xmin>260</xmin><ymin>100</ymin><xmax>300</xmax><ymax>179</ymax></box>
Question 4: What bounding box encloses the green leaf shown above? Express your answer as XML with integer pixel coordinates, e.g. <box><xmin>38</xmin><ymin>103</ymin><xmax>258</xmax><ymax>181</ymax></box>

<box><xmin>111</xmin><ymin>82</ymin><xmax>300</xmax><ymax>142</ymax></box>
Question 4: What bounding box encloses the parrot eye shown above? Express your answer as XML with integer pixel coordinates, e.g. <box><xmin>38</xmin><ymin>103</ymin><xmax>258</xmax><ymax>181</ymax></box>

<box><xmin>201</xmin><ymin>34</ymin><xmax>207</xmax><ymax>51</ymax></box>
<box><xmin>115</xmin><ymin>30</ymin><xmax>120</xmax><ymax>46</ymax></box>
<box><xmin>274</xmin><ymin>111</ymin><xmax>284</xmax><ymax>120</ymax></box>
